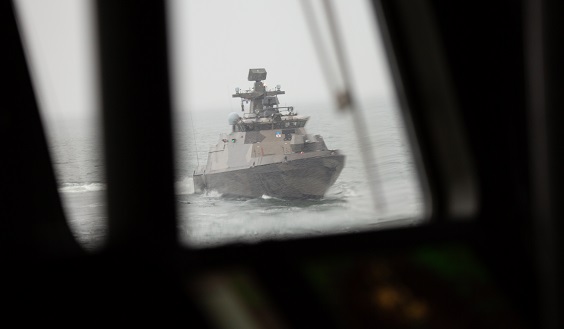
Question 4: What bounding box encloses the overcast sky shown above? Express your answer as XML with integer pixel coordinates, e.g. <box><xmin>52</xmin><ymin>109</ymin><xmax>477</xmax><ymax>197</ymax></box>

<box><xmin>15</xmin><ymin>0</ymin><xmax>393</xmax><ymax>121</ymax></box>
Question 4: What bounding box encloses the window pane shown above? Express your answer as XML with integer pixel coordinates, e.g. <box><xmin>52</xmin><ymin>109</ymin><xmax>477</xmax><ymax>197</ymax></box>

<box><xmin>15</xmin><ymin>0</ymin><xmax>106</xmax><ymax>251</ymax></box>
<box><xmin>16</xmin><ymin>0</ymin><xmax>426</xmax><ymax>251</ymax></box>
<box><xmin>169</xmin><ymin>0</ymin><xmax>425</xmax><ymax>247</ymax></box>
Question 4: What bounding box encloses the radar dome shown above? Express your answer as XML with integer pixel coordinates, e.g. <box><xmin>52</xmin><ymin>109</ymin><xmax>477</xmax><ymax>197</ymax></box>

<box><xmin>227</xmin><ymin>112</ymin><xmax>241</xmax><ymax>125</ymax></box>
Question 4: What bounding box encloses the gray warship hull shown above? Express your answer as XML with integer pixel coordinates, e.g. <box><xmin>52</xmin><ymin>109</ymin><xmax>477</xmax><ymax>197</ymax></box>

<box><xmin>194</xmin><ymin>151</ymin><xmax>344</xmax><ymax>199</ymax></box>
<box><xmin>192</xmin><ymin>68</ymin><xmax>345</xmax><ymax>200</ymax></box>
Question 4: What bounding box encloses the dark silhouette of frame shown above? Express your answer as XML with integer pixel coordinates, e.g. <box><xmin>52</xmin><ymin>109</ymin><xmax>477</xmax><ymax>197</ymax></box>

<box><xmin>1</xmin><ymin>0</ymin><xmax>562</xmax><ymax>328</ymax></box>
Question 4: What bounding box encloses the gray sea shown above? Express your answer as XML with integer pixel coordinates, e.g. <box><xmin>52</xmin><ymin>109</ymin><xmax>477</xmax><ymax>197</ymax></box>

<box><xmin>47</xmin><ymin>98</ymin><xmax>424</xmax><ymax>251</ymax></box>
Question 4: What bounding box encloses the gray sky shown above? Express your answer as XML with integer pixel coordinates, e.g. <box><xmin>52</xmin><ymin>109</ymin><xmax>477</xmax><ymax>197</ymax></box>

<box><xmin>15</xmin><ymin>0</ymin><xmax>393</xmax><ymax>120</ymax></box>
<box><xmin>15</xmin><ymin>0</ymin><xmax>97</xmax><ymax>122</ymax></box>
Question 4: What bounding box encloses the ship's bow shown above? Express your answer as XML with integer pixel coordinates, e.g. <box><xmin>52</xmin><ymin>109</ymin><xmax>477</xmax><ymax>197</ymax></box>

<box><xmin>256</xmin><ymin>151</ymin><xmax>345</xmax><ymax>199</ymax></box>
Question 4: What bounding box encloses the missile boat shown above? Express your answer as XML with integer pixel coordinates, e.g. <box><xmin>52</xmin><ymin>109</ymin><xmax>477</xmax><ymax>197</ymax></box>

<box><xmin>193</xmin><ymin>68</ymin><xmax>345</xmax><ymax>199</ymax></box>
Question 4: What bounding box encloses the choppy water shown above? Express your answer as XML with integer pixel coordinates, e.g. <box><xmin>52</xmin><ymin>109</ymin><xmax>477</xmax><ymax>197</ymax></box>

<box><xmin>47</xmin><ymin>99</ymin><xmax>424</xmax><ymax>251</ymax></box>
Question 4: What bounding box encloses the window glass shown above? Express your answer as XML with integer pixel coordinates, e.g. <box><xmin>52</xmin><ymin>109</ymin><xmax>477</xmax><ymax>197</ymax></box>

<box><xmin>15</xmin><ymin>0</ymin><xmax>106</xmax><ymax>251</ymax></box>
<box><xmin>169</xmin><ymin>0</ymin><xmax>425</xmax><ymax>248</ymax></box>
<box><xmin>15</xmin><ymin>0</ymin><xmax>425</xmax><ymax>251</ymax></box>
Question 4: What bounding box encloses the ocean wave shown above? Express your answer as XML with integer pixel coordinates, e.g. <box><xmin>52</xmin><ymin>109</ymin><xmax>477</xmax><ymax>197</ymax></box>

<box><xmin>59</xmin><ymin>182</ymin><xmax>106</xmax><ymax>193</ymax></box>
<box><xmin>175</xmin><ymin>176</ymin><xmax>195</xmax><ymax>195</ymax></box>
<box><xmin>326</xmin><ymin>182</ymin><xmax>358</xmax><ymax>198</ymax></box>
<box><xmin>205</xmin><ymin>190</ymin><xmax>223</xmax><ymax>198</ymax></box>
<box><xmin>258</xmin><ymin>195</ymin><xmax>288</xmax><ymax>201</ymax></box>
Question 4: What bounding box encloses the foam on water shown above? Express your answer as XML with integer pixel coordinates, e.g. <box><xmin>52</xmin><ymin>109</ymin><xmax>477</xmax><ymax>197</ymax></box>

<box><xmin>175</xmin><ymin>176</ymin><xmax>195</xmax><ymax>195</ymax></box>
<box><xmin>59</xmin><ymin>182</ymin><xmax>106</xmax><ymax>193</ymax></box>
<box><xmin>204</xmin><ymin>190</ymin><xmax>223</xmax><ymax>198</ymax></box>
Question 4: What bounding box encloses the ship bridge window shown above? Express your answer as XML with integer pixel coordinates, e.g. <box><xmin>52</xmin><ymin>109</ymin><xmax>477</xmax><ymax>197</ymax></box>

<box><xmin>19</xmin><ymin>0</ymin><xmax>427</xmax><ymax>252</ymax></box>
<box><xmin>9</xmin><ymin>0</ymin><xmax>539</xmax><ymax>327</ymax></box>
<box><xmin>285</xmin><ymin>120</ymin><xmax>305</xmax><ymax>128</ymax></box>
<box><xmin>233</xmin><ymin>121</ymin><xmax>306</xmax><ymax>131</ymax></box>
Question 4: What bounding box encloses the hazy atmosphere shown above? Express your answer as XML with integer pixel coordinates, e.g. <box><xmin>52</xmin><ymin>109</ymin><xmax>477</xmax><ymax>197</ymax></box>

<box><xmin>15</xmin><ymin>0</ymin><xmax>423</xmax><ymax>249</ymax></box>
<box><xmin>16</xmin><ymin>0</ymin><xmax>393</xmax><ymax>118</ymax></box>
<box><xmin>170</xmin><ymin>0</ymin><xmax>393</xmax><ymax>114</ymax></box>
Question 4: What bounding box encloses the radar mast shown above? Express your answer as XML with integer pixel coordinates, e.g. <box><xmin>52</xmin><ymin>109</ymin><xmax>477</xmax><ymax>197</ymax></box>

<box><xmin>232</xmin><ymin>68</ymin><xmax>285</xmax><ymax>118</ymax></box>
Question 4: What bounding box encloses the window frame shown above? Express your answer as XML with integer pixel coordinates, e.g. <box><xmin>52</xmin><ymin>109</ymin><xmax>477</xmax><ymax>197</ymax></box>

<box><xmin>4</xmin><ymin>0</ymin><xmax>562</xmax><ymax>327</ymax></box>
